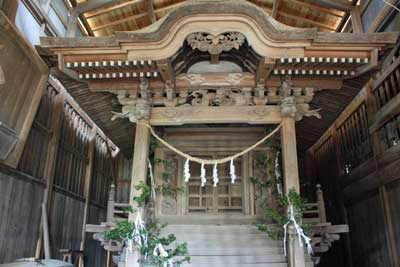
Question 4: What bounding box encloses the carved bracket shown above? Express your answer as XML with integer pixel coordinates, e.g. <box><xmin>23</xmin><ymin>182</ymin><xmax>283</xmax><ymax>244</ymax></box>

<box><xmin>279</xmin><ymin>76</ymin><xmax>321</xmax><ymax>121</ymax></box>
<box><xmin>112</xmin><ymin>79</ymin><xmax>152</xmax><ymax>122</ymax></box>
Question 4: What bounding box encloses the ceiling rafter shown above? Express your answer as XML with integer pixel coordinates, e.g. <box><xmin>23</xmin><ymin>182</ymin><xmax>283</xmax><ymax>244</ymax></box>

<box><xmin>306</xmin><ymin>0</ymin><xmax>354</xmax><ymax>12</ymax></box>
<box><xmin>147</xmin><ymin>0</ymin><xmax>156</xmax><ymax>23</ymax></box>
<box><xmin>264</xmin><ymin>8</ymin><xmax>338</xmax><ymax>31</ymax></box>
<box><xmin>91</xmin><ymin>13</ymin><xmax>148</xmax><ymax>32</ymax></box>
<box><xmin>271</xmin><ymin>0</ymin><xmax>281</xmax><ymax>18</ymax></box>
<box><xmin>83</xmin><ymin>0</ymin><xmax>145</xmax><ymax>19</ymax></box>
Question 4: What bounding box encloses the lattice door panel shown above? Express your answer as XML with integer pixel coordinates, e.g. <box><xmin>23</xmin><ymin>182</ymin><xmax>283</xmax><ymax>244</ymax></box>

<box><xmin>187</xmin><ymin>158</ymin><xmax>243</xmax><ymax>213</ymax></box>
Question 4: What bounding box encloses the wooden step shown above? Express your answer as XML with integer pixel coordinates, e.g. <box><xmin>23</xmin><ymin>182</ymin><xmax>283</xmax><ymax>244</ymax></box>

<box><xmin>184</xmin><ymin>255</ymin><xmax>287</xmax><ymax>264</ymax></box>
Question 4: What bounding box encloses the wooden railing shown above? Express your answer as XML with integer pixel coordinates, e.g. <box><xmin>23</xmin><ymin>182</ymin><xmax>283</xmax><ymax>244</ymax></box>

<box><xmin>372</xmin><ymin>57</ymin><xmax>400</xmax><ymax>109</ymax></box>
<box><xmin>337</xmin><ymin>102</ymin><xmax>373</xmax><ymax>172</ymax></box>
<box><xmin>303</xmin><ymin>184</ymin><xmax>327</xmax><ymax>224</ymax></box>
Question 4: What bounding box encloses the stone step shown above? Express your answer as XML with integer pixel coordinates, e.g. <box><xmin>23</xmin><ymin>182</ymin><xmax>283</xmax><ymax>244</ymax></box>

<box><xmin>180</xmin><ymin>263</ymin><xmax>288</xmax><ymax>267</ymax></box>
<box><xmin>186</xmin><ymin>246</ymin><xmax>285</xmax><ymax>256</ymax></box>
<box><xmin>163</xmin><ymin>224</ymin><xmax>264</xmax><ymax>234</ymax></box>
<box><xmin>185</xmin><ymin>255</ymin><xmax>287</xmax><ymax>265</ymax></box>
<box><xmin>179</xmin><ymin>240</ymin><xmax>283</xmax><ymax>250</ymax></box>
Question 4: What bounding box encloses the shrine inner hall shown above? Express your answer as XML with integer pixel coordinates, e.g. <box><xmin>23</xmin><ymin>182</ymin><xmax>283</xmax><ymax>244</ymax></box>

<box><xmin>0</xmin><ymin>0</ymin><xmax>400</xmax><ymax>267</ymax></box>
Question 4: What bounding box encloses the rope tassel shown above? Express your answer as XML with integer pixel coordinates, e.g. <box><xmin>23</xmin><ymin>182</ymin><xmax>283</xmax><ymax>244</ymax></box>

<box><xmin>230</xmin><ymin>158</ymin><xmax>237</xmax><ymax>184</ymax></box>
<box><xmin>200</xmin><ymin>162</ymin><xmax>206</xmax><ymax>187</ymax></box>
<box><xmin>212</xmin><ymin>163</ymin><xmax>219</xmax><ymax>187</ymax></box>
<box><xmin>184</xmin><ymin>158</ymin><xmax>191</xmax><ymax>182</ymax></box>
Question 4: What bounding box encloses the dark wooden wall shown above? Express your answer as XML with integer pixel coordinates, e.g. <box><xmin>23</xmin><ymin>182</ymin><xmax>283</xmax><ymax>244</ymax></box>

<box><xmin>0</xmin><ymin>165</ymin><xmax>44</xmax><ymax>262</ymax></box>
<box><xmin>0</xmin><ymin>79</ymin><xmax>118</xmax><ymax>266</ymax></box>
<box><xmin>306</xmin><ymin>40</ymin><xmax>400</xmax><ymax>267</ymax></box>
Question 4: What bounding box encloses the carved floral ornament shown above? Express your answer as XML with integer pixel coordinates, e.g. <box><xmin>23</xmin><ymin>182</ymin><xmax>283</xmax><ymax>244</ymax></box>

<box><xmin>186</xmin><ymin>32</ymin><xmax>246</xmax><ymax>54</ymax></box>
<box><xmin>111</xmin><ymin>76</ymin><xmax>321</xmax><ymax>123</ymax></box>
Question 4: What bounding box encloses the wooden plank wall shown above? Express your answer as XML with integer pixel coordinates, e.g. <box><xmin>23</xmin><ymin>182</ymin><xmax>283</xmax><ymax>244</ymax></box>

<box><xmin>0</xmin><ymin>165</ymin><xmax>44</xmax><ymax>262</ymax></box>
<box><xmin>0</xmin><ymin>78</ymin><xmax>119</xmax><ymax>266</ymax></box>
<box><xmin>306</xmin><ymin>42</ymin><xmax>400</xmax><ymax>267</ymax></box>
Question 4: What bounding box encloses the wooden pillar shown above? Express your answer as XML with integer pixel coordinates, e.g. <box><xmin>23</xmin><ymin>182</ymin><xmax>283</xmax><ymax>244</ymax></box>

<box><xmin>280</xmin><ymin>117</ymin><xmax>305</xmax><ymax>267</ymax></box>
<box><xmin>126</xmin><ymin>120</ymin><xmax>151</xmax><ymax>267</ymax></box>
<box><xmin>2</xmin><ymin>0</ymin><xmax>19</xmax><ymax>22</ymax></box>
<box><xmin>66</xmin><ymin>11</ymin><xmax>79</xmax><ymax>37</ymax></box>
<box><xmin>281</xmin><ymin>117</ymin><xmax>300</xmax><ymax>193</ymax></box>
<box><xmin>351</xmin><ymin>6</ymin><xmax>364</xmax><ymax>33</ymax></box>
<box><xmin>129</xmin><ymin>121</ymin><xmax>151</xmax><ymax>221</ymax></box>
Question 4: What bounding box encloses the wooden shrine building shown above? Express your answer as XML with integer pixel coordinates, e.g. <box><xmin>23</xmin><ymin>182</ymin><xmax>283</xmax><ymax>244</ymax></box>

<box><xmin>1</xmin><ymin>0</ymin><xmax>400</xmax><ymax>267</ymax></box>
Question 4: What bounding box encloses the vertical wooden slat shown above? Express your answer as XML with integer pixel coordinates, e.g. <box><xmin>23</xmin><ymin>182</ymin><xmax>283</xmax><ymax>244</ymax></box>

<box><xmin>78</xmin><ymin>127</ymin><xmax>97</xmax><ymax>267</ymax></box>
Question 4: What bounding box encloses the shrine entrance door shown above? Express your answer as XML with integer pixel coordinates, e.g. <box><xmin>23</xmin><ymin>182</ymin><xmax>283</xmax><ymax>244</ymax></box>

<box><xmin>186</xmin><ymin>157</ymin><xmax>243</xmax><ymax>214</ymax></box>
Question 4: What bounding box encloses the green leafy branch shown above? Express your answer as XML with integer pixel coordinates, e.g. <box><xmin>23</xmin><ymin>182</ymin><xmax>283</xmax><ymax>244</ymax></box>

<box><xmin>155</xmin><ymin>184</ymin><xmax>185</xmax><ymax>198</ymax></box>
<box><xmin>132</xmin><ymin>181</ymin><xmax>151</xmax><ymax>207</ymax></box>
<box><xmin>104</xmin><ymin>180</ymin><xmax>191</xmax><ymax>267</ymax></box>
<box><xmin>256</xmin><ymin>188</ymin><xmax>313</xmax><ymax>239</ymax></box>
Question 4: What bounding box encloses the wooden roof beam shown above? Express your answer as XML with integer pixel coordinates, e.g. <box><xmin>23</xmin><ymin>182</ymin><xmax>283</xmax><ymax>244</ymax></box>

<box><xmin>82</xmin><ymin>0</ymin><xmax>145</xmax><ymax>19</ymax></box>
<box><xmin>256</xmin><ymin>57</ymin><xmax>275</xmax><ymax>84</ymax></box>
<box><xmin>87</xmin><ymin>75</ymin><xmax>343</xmax><ymax>92</ymax></box>
<box><xmin>154</xmin><ymin>2</ymin><xmax>186</xmax><ymax>15</ymax></box>
<box><xmin>91</xmin><ymin>13</ymin><xmax>148</xmax><ymax>32</ymax></box>
<box><xmin>75</xmin><ymin>0</ymin><xmax>115</xmax><ymax>14</ymax></box>
<box><xmin>156</xmin><ymin>59</ymin><xmax>175</xmax><ymax>87</ymax></box>
<box><xmin>147</xmin><ymin>0</ymin><xmax>156</xmax><ymax>23</ymax></box>
<box><xmin>306</xmin><ymin>0</ymin><xmax>353</xmax><ymax>12</ymax></box>
<box><xmin>271</xmin><ymin>0</ymin><xmax>281</xmax><ymax>18</ymax></box>
<box><xmin>272</xmin><ymin>9</ymin><xmax>338</xmax><ymax>31</ymax></box>
<box><xmin>351</xmin><ymin>5</ymin><xmax>363</xmax><ymax>33</ymax></box>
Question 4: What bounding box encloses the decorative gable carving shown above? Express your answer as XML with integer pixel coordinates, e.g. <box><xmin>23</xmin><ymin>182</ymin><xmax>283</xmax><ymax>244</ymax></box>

<box><xmin>187</xmin><ymin>32</ymin><xmax>246</xmax><ymax>55</ymax></box>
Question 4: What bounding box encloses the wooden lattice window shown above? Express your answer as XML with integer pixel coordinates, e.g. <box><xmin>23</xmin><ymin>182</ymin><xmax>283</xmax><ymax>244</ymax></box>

<box><xmin>53</xmin><ymin>102</ymin><xmax>91</xmax><ymax>196</ymax></box>
<box><xmin>378</xmin><ymin>113</ymin><xmax>400</xmax><ymax>150</ymax></box>
<box><xmin>90</xmin><ymin>135</ymin><xmax>113</xmax><ymax>206</ymax></box>
<box><xmin>373</xmin><ymin>58</ymin><xmax>400</xmax><ymax>109</ymax></box>
<box><xmin>18</xmin><ymin>85</ymin><xmax>58</xmax><ymax>179</ymax></box>
<box><xmin>337</xmin><ymin>102</ymin><xmax>373</xmax><ymax>173</ymax></box>
<box><xmin>187</xmin><ymin>158</ymin><xmax>243</xmax><ymax>213</ymax></box>
<box><xmin>315</xmin><ymin>137</ymin><xmax>335</xmax><ymax>169</ymax></box>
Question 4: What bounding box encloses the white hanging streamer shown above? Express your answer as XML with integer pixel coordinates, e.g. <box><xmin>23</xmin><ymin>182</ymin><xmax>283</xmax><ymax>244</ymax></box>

<box><xmin>230</xmin><ymin>158</ymin><xmax>237</xmax><ymax>184</ymax></box>
<box><xmin>128</xmin><ymin>212</ymin><xmax>148</xmax><ymax>253</ymax></box>
<box><xmin>153</xmin><ymin>243</ymin><xmax>169</xmax><ymax>257</ymax></box>
<box><xmin>283</xmin><ymin>205</ymin><xmax>313</xmax><ymax>256</ymax></box>
<box><xmin>148</xmin><ymin>159</ymin><xmax>157</xmax><ymax>200</ymax></box>
<box><xmin>200</xmin><ymin>162</ymin><xmax>206</xmax><ymax>187</ymax></box>
<box><xmin>212</xmin><ymin>163</ymin><xmax>219</xmax><ymax>187</ymax></box>
<box><xmin>274</xmin><ymin>151</ymin><xmax>282</xmax><ymax>195</ymax></box>
<box><xmin>153</xmin><ymin>243</ymin><xmax>173</xmax><ymax>267</ymax></box>
<box><xmin>184</xmin><ymin>158</ymin><xmax>191</xmax><ymax>182</ymax></box>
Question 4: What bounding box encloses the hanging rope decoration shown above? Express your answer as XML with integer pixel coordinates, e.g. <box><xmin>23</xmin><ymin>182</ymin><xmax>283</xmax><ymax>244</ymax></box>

<box><xmin>137</xmin><ymin>122</ymin><xmax>282</xmax><ymax>187</ymax></box>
